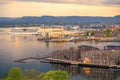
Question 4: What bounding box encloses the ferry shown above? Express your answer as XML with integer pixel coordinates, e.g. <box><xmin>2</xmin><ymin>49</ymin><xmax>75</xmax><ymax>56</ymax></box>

<box><xmin>8</xmin><ymin>27</ymin><xmax>39</xmax><ymax>35</ymax></box>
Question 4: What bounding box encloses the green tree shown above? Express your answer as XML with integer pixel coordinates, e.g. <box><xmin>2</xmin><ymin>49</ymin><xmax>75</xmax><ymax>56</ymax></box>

<box><xmin>6</xmin><ymin>67</ymin><xmax>22</xmax><ymax>80</ymax></box>
<box><xmin>0</xmin><ymin>78</ymin><xmax>4</xmax><ymax>80</ymax></box>
<box><xmin>23</xmin><ymin>69</ymin><xmax>45</xmax><ymax>80</ymax></box>
<box><xmin>42</xmin><ymin>70</ymin><xmax>68</xmax><ymax>80</ymax></box>
<box><xmin>36</xmin><ymin>73</ymin><xmax>45</xmax><ymax>80</ymax></box>
<box><xmin>24</xmin><ymin>69</ymin><xmax>38</xmax><ymax>79</ymax></box>
<box><xmin>84</xmin><ymin>31</ymin><xmax>89</xmax><ymax>36</ymax></box>
<box><xmin>90</xmin><ymin>31</ymin><xmax>95</xmax><ymax>36</ymax></box>
<box><xmin>103</xmin><ymin>28</ymin><xmax>112</xmax><ymax>36</ymax></box>
<box><xmin>20</xmin><ymin>77</ymin><xmax>31</xmax><ymax>80</ymax></box>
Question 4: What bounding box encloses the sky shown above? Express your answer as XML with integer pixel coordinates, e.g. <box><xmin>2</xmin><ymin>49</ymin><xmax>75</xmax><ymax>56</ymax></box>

<box><xmin>0</xmin><ymin>0</ymin><xmax>120</xmax><ymax>17</ymax></box>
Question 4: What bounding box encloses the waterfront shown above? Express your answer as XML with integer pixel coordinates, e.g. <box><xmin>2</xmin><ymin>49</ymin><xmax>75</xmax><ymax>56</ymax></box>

<box><xmin>0</xmin><ymin>28</ymin><xmax>120</xmax><ymax>80</ymax></box>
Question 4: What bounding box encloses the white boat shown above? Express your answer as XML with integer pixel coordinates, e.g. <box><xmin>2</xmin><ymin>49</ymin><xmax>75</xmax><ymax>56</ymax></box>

<box><xmin>9</xmin><ymin>27</ymin><xmax>39</xmax><ymax>35</ymax></box>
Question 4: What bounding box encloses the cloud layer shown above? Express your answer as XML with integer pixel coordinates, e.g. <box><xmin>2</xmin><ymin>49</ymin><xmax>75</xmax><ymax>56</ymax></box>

<box><xmin>17</xmin><ymin>0</ymin><xmax>103</xmax><ymax>5</ymax></box>
<box><xmin>0</xmin><ymin>0</ymin><xmax>15</xmax><ymax>4</ymax></box>
<box><xmin>0</xmin><ymin>0</ymin><xmax>120</xmax><ymax>5</ymax></box>
<box><xmin>17</xmin><ymin>0</ymin><xmax>120</xmax><ymax>5</ymax></box>
<box><xmin>104</xmin><ymin>0</ymin><xmax>120</xmax><ymax>5</ymax></box>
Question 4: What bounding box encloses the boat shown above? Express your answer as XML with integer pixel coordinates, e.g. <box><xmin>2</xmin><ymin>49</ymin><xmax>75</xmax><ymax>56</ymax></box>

<box><xmin>8</xmin><ymin>27</ymin><xmax>39</xmax><ymax>35</ymax></box>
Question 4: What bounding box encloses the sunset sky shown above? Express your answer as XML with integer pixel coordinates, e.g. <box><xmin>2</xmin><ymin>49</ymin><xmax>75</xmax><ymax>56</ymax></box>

<box><xmin>0</xmin><ymin>0</ymin><xmax>120</xmax><ymax>17</ymax></box>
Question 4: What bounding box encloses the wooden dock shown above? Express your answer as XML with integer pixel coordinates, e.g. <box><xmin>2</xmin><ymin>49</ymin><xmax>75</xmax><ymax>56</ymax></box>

<box><xmin>14</xmin><ymin>55</ymin><xmax>51</xmax><ymax>62</ymax></box>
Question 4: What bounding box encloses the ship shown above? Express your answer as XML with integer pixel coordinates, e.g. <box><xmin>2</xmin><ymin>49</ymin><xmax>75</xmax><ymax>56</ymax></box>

<box><xmin>8</xmin><ymin>27</ymin><xmax>39</xmax><ymax>35</ymax></box>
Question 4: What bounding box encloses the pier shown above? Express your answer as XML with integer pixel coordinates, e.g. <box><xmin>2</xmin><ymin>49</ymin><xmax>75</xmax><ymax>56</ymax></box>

<box><xmin>46</xmin><ymin>58</ymin><xmax>120</xmax><ymax>69</ymax></box>
<box><xmin>14</xmin><ymin>57</ymin><xmax>120</xmax><ymax>69</ymax></box>
<box><xmin>14</xmin><ymin>55</ymin><xmax>51</xmax><ymax>62</ymax></box>
<box><xmin>14</xmin><ymin>45</ymin><xmax>120</xmax><ymax>69</ymax></box>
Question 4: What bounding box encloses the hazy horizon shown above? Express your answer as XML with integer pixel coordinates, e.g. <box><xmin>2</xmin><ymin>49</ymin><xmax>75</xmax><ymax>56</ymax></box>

<box><xmin>0</xmin><ymin>15</ymin><xmax>120</xmax><ymax>18</ymax></box>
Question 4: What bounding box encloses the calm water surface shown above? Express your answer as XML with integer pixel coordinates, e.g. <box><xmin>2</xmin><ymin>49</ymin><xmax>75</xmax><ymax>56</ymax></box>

<box><xmin>0</xmin><ymin>28</ymin><xmax>120</xmax><ymax>80</ymax></box>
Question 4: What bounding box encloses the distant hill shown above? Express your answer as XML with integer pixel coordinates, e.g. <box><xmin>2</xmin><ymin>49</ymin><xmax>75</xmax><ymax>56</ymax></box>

<box><xmin>114</xmin><ymin>15</ymin><xmax>120</xmax><ymax>18</ymax></box>
<box><xmin>0</xmin><ymin>15</ymin><xmax>120</xmax><ymax>27</ymax></box>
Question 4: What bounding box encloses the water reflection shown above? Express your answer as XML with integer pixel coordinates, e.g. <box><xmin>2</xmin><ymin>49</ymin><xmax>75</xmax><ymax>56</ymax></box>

<box><xmin>52</xmin><ymin>64</ymin><xmax>120</xmax><ymax>80</ymax></box>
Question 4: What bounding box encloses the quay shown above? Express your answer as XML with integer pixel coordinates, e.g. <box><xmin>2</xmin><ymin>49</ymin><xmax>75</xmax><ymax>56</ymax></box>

<box><xmin>14</xmin><ymin>45</ymin><xmax>120</xmax><ymax>69</ymax></box>
<box><xmin>45</xmin><ymin>58</ymin><xmax>120</xmax><ymax>69</ymax></box>
<box><xmin>98</xmin><ymin>40</ymin><xmax>120</xmax><ymax>42</ymax></box>
<box><xmin>14</xmin><ymin>57</ymin><xmax>120</xmax><ymax>69</ymax></box>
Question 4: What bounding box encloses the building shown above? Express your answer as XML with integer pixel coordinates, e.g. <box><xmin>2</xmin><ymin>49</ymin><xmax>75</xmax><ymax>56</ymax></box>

<box><xmin>38</xmin><ymin>26</ymin><xmax>81</xmax><ymax>38</ymax></box>
<box><xmin>94</xmin><ymin>31</ymin><xmax>104</xmax><ymax>37</ymax></box>
<box><xmin>38</xmin><ymin>26</ymin><xmax>64</xmax><ymax>37</ymax></box>
<box><xmin>51</xmin><ymin>45</ymin><xmax>120</xmax><ymax>65</ymax></box>
<box><xmin>81</xmin><ymin>50</ymin><xmax>120</xmax><ymax>65</ymax></box>
<box><xmin>51</xmin><ymin>45</ymin><xmax>99</xmax><ymax>61</ymax></box>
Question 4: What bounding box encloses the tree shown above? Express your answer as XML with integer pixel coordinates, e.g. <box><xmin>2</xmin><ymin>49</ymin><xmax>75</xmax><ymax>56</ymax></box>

<box><xmin>0</xmin><ymin>78</ymin><xmax>4</xmax><ymax>80</ymax></box>
<box><xmin>90</xmin><ymin>31</ymin><xmax>95</xmax><ymax>36</ymax></box>
<box><xmin>84</xmin><ymin>31</ymin><xmax>89</xmax><ymax>36</ymax></box>
<box><xmin>103</xmin><ymin>28</ymin><xmax>112</xmax><ymax>36</ymax></box>
<box><xmin>6</xmin><ymin>67</ymin><xmax>22</xmax><ymax>80</ymax></box>
<box><xmin>23</xmin><ymin>69</ymin><xmax>45</xmax><ymax>80</ymax></box>
<box><xmin>42</xmin><ymin>70</ymin><xmax>68</xmax><ymax>80</ymax></box>
<box><xmin>24</xmin><ymin>69</ymin><xmax>38</xmax><ymax>79</ymax></box>
<box><xmin>20</xmin><ymin>77</ymin><xmax>31</xmax><ymax>80</ymax></box>
<box><xmin>36</xmin><ymin>73</ymin><xmax>45</xmax><ymax>80</ymax></box>
<box><xmin>84</xmin><ymin>31</ymin><xmax>95</xmax><ymax>36</ymax></box>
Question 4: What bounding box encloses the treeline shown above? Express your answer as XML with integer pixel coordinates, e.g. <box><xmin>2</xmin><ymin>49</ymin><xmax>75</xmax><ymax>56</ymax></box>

<box><xmin>0</xmin><ymin>67</ymin><xmax>68</xmax><ymax>80</ymax></box>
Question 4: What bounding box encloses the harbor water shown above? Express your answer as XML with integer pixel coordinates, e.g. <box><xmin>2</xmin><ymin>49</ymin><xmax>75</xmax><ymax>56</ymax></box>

<box><xmin>0</xmin><ymin>28</ymin><xmax>120</xmax><ymax>80</ymax></box>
